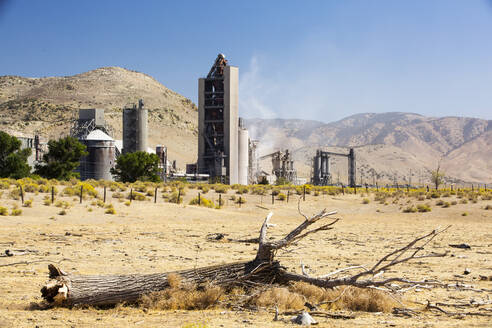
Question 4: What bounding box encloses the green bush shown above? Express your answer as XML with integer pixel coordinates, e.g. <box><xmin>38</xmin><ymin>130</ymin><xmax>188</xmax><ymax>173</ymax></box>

<box><xmin>0</xmin><ymin>206</ymin><xmax>7</xmax><ymax>215</ymax></box>
<box><xmin>251</xmin><ymin>185</ymin><xmax>267</xmax><ymax>195</ymax></box>
<box><xmin>105</xmin><ymin>205</ymin><xmax>116</xmax><ymax>214</ymax></box>
<box><xmin>63</xmin><ymin>182</ymin><xmax>98</xmax><ymax>198</ymax></box>
<box><xmin>110</xmin><ymin>151</ymin><xmax>160</xmax><ymax>183</ymax></box>
<box><xmin>34</xmin><ymin>136</ymin><xmax>87</xmax><ymax>180</ymax></box>
<box><xmin>168</xmin><ymin>191</ymin><xmax>183</xmax><ymax>204</ymax></box>
<box><xmin>235</xmin><ymin>185</ymin><xmax>249</xmax><ymax>195</ymax></box>
<box><xmin>189</xmin><ymin>196</ymin><xmax>215</xmax><ymax>208</ymax></box>
<box><xmin>417</xmin><ymin>204</ymin><xmax>432</xmax><ymax>212</ymax></box>
<box><xmin>129</xmin><ymin>191</ymin><xmax>147</xmax><ymax>201</ymax></box>
<box><xmin>403</xmin><ymin>205</ymin><xmax>417</xmax><ymax>213</ymax></box>
<box><xmin>10</xmin><ymin>208</ymin><xmax>22</xmax><ymax>216</ymax></box>
<box><xmin>213</xmin><ymin>184</ymin><xmax>229</xmax><ymax>194</ymax></box>
<box><xmin>277</xmin><ymin>193</ymin><xmax>287</xmax><ymax>201</ymax></box>
<box><xmin>362</xmin><ymin>198</ymin><xmax>370</xmax><ymax>204</ymax></box>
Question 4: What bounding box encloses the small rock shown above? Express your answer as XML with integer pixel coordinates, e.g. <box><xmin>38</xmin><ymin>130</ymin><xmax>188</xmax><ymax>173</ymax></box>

<box><xmin>291</xmin><ymin>311</ymin><xmax>317</xmax><ymax>326</ymax></box>
<box><xmin>5</xmin><ymin>249</ymin><xmax>13</xmax><ymax>257</ymax></box>
<box><xmin>464</xmin><ymin>268</ymin><xmax>471</xmax><ymax>275</ymax></box>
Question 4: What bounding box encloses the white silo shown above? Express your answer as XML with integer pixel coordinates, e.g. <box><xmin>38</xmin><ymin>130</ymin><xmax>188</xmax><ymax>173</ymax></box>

<box><xmin>238</xmin><ymin>118</ymin><xmax>249</xmax><ymax>185</ymax></box>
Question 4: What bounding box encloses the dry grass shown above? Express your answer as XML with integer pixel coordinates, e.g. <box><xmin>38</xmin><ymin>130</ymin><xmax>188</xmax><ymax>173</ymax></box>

<box><xmin>248</xmin><ymin>282</ymin><xmax>396</xmax><ymax>312</ymax></box>
<box><xmin>139</xmin><ymin>274</ymin><xmax>224</xmax><ymax>310</ymax></box>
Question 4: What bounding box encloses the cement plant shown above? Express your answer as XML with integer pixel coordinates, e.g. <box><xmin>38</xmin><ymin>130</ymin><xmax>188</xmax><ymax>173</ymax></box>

<box><xmin>1</xmin><ymin>2</ymin><xmax>491</xmax><ymax>327</ymax></box>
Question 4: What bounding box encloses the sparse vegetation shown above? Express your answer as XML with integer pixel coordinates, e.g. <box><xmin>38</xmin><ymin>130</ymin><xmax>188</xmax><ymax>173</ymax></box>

<box><xmin>34</xmin><ymin>136</ymin><xmax>88</xmax><ymax>180</ymax></box>
<box><xmin>0</xmin><ymin>206</ymin><xmax>7</xmax><ymax>215</ymax></box>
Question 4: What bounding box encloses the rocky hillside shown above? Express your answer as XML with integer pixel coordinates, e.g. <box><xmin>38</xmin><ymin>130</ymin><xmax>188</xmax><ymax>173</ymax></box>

<box><xmin>245</xmin><ymin>113</ymin><xmax>491</xmax><ymax>184</ymax></box>
<box><xmin>0</xmin><ymin>67</ymin><xmax>198</xmax><ymax>165</ymax></box>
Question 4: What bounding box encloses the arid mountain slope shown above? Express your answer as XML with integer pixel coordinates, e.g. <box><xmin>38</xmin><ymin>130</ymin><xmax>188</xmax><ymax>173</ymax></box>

<box><xmin>245</xmin><ymin>113</ymin><xmax>491</xmax><ymax>184</ymax></box>
<box><xmin>0</xmin><ymin>67</ymin><xmax>198</xmax><ymax>165</ymax></box>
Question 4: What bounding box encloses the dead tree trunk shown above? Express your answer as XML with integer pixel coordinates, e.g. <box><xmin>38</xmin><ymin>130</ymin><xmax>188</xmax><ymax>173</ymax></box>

<box><xmin>41</xmin><ymin>208</ymin><xmax>449</xmax><ymax>307</ymax></box>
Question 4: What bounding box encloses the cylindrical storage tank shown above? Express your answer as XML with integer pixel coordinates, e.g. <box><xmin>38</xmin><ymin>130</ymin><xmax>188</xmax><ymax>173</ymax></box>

<box><xmin>238</xmin><ymin>128</ymin><xmax>249</xmax><ymax>185</ymax></box>
<box><xmin>79</xmin><ymin>130</ymin><xmax>115</xmax><ymax>181</ymax></box>
<box><xmin>137</xmin><ymin>107</ymin><xmax>148</xmax><ymax>152</ymax></box>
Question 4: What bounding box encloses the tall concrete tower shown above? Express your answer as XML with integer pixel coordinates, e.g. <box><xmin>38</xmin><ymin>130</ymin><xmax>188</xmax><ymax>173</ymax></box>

<box><xmin>123</xmin><ymin>99</ymin><xmax>148</xmax><ymax>154</ymax></box>
<box><xmin>198</xmin><ymin>54</ymin><xmax>239</xmax><ymax>184</ymax></box>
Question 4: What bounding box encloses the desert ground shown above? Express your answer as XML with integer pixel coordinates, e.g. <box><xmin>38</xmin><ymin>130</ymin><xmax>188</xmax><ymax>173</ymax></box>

<box><xmin>0</xmin><ymin>181</ymin><xmax>491</xmax><ymax>327</ymax></box>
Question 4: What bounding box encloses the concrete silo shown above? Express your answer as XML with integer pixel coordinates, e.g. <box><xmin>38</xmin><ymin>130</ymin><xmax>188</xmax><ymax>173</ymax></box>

<box><xmin>123</xmin><ymin>99</ymin><xmax>148</xmax><ymax>153</ymax></box>
<box><xmin>79</xmin><ymin>129</ymin><xmax>115</xmax><ymax>181</ymax></box>
<box><xmin>238</xmin><ymin>118</ymin><xmax>249</xmax><ymax>185</ymax></box>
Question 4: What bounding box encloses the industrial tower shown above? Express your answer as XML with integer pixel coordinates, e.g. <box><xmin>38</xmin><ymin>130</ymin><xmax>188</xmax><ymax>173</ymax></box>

<box><xmin>197</xmin><ymin>54</ymin><xmax>239</xmax><ymax>184</ymax></box>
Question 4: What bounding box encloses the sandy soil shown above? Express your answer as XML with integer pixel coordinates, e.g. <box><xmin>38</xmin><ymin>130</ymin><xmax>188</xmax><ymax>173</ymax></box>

<box><xmin>0</xmin><ymin>187</ymin><xmax>491</xmax><ymax>327</ymax></box>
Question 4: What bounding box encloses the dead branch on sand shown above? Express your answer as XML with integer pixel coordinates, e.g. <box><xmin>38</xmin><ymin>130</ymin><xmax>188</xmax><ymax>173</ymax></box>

<box><xmin>41</xmin><ymin>208</ymin><xmax>451</xmax><ymax>308</ymax></box>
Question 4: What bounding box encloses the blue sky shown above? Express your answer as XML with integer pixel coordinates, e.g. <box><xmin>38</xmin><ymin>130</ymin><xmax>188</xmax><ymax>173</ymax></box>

<box><xmin>1</xmin><ymin>0</ymin><xmax>491</xmax><ymax>121</ymax></box>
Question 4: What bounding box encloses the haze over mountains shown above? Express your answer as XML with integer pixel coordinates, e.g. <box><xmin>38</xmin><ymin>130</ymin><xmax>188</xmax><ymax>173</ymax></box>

<box><xmin>0</xmin><ymin>67</ymin><xmax>490</xmax><ymax>184</ymax></box>
<box><xmin>245</xmin><ymin>114</ymin><xmax>491</xmax><ymax>184</ymax></box>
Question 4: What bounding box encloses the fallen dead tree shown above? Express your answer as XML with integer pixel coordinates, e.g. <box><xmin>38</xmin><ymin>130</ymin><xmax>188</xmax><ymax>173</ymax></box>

<box><xmin>41</xmin><ymin>208</ymin><xmax>450</xmax><ymax>307</ymax></box>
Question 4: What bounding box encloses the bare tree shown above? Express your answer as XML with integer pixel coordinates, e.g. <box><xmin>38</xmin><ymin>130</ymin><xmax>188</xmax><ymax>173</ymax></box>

<box><xmin>41</xmin><ymin>208</ymin><xmax>449</xmax><ymax>307</ymax></box>
<box><xmin>431</xmin><ymin>159</ymin><xmax>445</xmax><ymax>190</ymax></box>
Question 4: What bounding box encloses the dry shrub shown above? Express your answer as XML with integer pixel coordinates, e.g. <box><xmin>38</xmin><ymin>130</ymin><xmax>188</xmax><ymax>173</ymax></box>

<box><xmin>251</xmin><ymin>287</ymin><xmax>304</xmax><ymax>310</ymax></box>
<box><xmin>289</xmin><ymin>282</ymin><xmax>396</xmax><ymax>313</ymax></box>
<box><xmin>334</xmin><ymin>286</ymin><xmax>396</xmax><ymax>312</ymax></box>
<box><xmin>139</xmin><ymin>274</ymin><xmax>223</xmax><ymax>310</ymax></box>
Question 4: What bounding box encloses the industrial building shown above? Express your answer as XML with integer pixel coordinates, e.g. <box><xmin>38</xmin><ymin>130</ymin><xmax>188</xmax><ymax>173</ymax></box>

<box><xmin>11</xmin><ymin>132</ymin><xmax>45</xmax><ymax>168</ymax></box>
<box><xmin>78</xmin><ymin>129</ymin><xmax>116</xmax><ymax>181</ymax></box>
<box><xmin>197</xmin><ymin>54</ymin><xmax>250</xmax><ymax>185</ymax></box>
<box><xmin>71</xmin><ymin>108</ymin><xmax>116</xmax><ymax>181</ymax></box>
<box><xmin>312</xmin><ymin>148</ymin><xmax>356</xmax><ymax>187</ymax></box>
<box><xmin>259</xmin><ymin>150</ymin><xmax>298</xmax><ymax>184</ymax></box>
<box><xmin>123</xmin><ymin>99</ymin><xmax>148</xmax><ymax>154</ymax></box>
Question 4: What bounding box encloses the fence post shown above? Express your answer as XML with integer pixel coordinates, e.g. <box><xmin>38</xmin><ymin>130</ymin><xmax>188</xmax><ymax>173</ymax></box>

<box><xmin>103</xmin><ymin>186</ymin><xmax>106</xmax><ymax>203</ymax></box>
<box><xmin>303</xmin><ymin>186</ymin><xmax>306</xmax><ymax>201</ymax></box>
<box><xmin>19</xmin><ymin>185</ymin><xmax>24</xmax><ymax>205</ymax></box>
<box><xmin>219</xmin><ymin>193</ymin><xmax>222</xmax><ymax>208</ymax></box>
<box><xmin>51</xmin><ymin>186</ymin><xmax>55</xmax><ymax>204</ymax></box>
<box><xmin>287</xmin><ymin>190</ymin><xmax>290</xmax><ymax>203</ymax></box>
<box><xmin>80</xmin><ymin>185</ymin><xmax>83</xmax><ymax>203</ymax></box>
<box><xmin>239</xmin><ymin>196</ymin><xmax>242</xmax><ymax>208</ymax></box>
<box><xmin>272</xmin><ymin>193</ymin><xmax>274</xmax><ymax>205</ymax></box>
<box><xmin>426</xmin><ymin>185</ymin><xmax>429</xmax><ymax>192</ymax></box>
<box><xmin>130</xmin><ymin>188</ymin><xmax>133</xmax><ymax>203</ymax></box>
<box><xmin>177</xmin><ymin>189</ymin><xmax>181</xmax><ymax>203</ymax></box>
<box><xmin>198</xmin><ymin>192</ymin><xmax>201</xmax><ymax>205</ymax></box>
<box><xmin>365</xmin><ymin>183</ymin><xmax>368</xmax><ymax>193</ymax></box>
<box><xmin>376</xmin><ymin>182</ymin><xmax>379</xmax><ymax>191</ymax></box>
<box><xmin>354</xmin><ymin>186</ymin><xmax>357</xmax><ymax>194</ymax></box>
<box><xmin>342</xmin><ymin>185</ymin><xmax>345</xmax><ymax>195</ymax></box>
<box><xmin>154</xmin><ymin>187</ymin><xmax>158</xmax><ymax>203</ymax></box>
